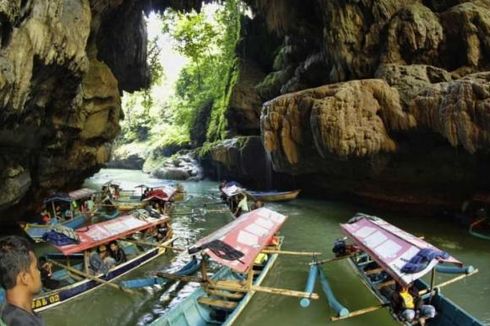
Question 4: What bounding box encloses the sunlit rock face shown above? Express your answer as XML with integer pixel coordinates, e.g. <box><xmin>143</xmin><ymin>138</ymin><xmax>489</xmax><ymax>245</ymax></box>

<box><xmin>239</xmin><ymin>0</ymin><xmax>490</xmax><ymax>212</ymax></box>
<box><xmin>0</xmin><ymin>0</ymin><xmax>206</xmax><ymax>219</ymax></box>
<box><xmin>0</xmin><ymin>0</ymin><xmax>141</xmax><ymax>219</ymax></box>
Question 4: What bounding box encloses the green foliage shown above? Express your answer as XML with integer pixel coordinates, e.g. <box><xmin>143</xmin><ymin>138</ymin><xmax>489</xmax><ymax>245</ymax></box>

<box><xmin>118</xmin><ymin>2</ymin><xmax>245</xmax><ymax>154</ymax></box>
<box><xmin>165</xmin><ymin>0</ymin><xmax>244</xmax><ymax>143</ymax></box>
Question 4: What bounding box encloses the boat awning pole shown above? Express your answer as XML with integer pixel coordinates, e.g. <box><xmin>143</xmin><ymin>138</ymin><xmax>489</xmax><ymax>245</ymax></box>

<box><xmin>201</xmin><ymin>254</ymin><xmax>209</xmax><ymax>283</ymax></box>
<box><xmin>430</xmin><ymin>268</ymin><xmax>436</xmax><ymax>296</ymax></box>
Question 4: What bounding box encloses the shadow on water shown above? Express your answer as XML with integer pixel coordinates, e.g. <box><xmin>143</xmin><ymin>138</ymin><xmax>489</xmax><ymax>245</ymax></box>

<box><xmin>36</xmin><ymin>169</ymin><xmax>490</xmax><ymax>326</ymax></box>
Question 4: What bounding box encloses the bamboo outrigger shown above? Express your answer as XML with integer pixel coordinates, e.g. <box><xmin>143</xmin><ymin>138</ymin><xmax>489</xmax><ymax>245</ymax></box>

<box><xmin>149</xmin><ymin>207</ymin><xmax>319</xmax><ymax>326</ymax></box>
<box><xmin>314</xmin><ymin>213</ymin><xmax>483</xmax><ymax>325</ymax></box>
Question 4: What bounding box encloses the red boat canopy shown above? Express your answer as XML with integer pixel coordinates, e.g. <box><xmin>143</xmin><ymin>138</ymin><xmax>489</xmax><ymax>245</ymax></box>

<box><xmin>341</xmin><ymin>215</ymin><xmax>462</xmax><ymax>287</ymax></box>
<box><xmin>68</xmin><ymin>188</ymin><xmax>96</xmax><ymax>201</ymax></box>
<box><xmin>54</xmin><ymin>212</ymin><xmax>169</xmax><ymax>255</ymax></box>
<box><xmin>195</xmin><ymin>207</ymin><xmax>287</xmax><ymax>273</ymax></box>
<box><xmin>143</xmin><ymin>186</ymin><xmax>177</xmax><ymax>202</ymax></box>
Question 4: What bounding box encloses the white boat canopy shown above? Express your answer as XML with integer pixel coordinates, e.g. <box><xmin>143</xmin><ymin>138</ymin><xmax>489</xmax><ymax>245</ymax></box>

<box><xmin>341</xmin><ymin>214</ymin><xmax>463</xmax><ymax>287</ymax></box>
<box><xmin>195</xmin><ymin>207</ymin><xmax>287</xmax><ymax>273</ymax></box>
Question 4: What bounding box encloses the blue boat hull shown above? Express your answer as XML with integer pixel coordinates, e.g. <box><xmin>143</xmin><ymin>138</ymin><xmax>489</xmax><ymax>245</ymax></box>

<box><xmin>0</xmin><ymin>246</ymin><xmax>168</xmax><ymax>312</ymax></box>
<box><xmin>150</xmin><ymin>239</ymin><xmax>283</xmax><ymax>326</ymax></box>
<box><xmin>346</xmin><ymin>255</ymin><xmax>484</xmax><ymax>326</ymax></box>
<box><xmin>22</xmin><ymin>215</ymin><xmax>87</xmax><ymax>242</ymax></box>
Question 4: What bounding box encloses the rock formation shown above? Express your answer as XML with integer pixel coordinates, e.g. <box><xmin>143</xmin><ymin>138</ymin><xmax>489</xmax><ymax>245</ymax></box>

<box><xmin>0</xmin><ymin>0</ymin><xmax>199</xmax><ymax>220</ymax></box>
<box><xmin>199</xmin><ymin>0</ymin><xmax>490</xmax><ymax>213</ymax></box>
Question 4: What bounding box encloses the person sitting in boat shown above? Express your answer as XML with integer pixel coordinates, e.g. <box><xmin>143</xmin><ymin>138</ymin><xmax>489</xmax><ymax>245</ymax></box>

<box><xmin>40</xmin><ymin>209</ymin><xmax>51</xmax><ymax>224</ymax></box>
<box><xmin>233</xmin><ymin>193</ymin><xmax>249</xmax><ymax>217</ymax></box>
<box><xmin>109</xmin><ymin>241</ymin><xmax>127</xmax><ymax>265</ymax></box>
<box><xmin>155</xmin><ymin>223</ymin><xmax>169</xmax><ymax>242</ymax></box>
<box><xmin>140</xmin><ymin>188</ymin><xmax>149</xmax><ymax>201</ymax></box>
<box><xmin>219</xmin><ymin>180</ymin><xmax>227</xmax><ymax>200</ymax></box>
<box><xmin>251</xmin><ymin>200</ymin><xmax>264</xmax><ymax>210</ymax></box>
<box><xmin>89</xmin><ymin>245</ymin><xmax>116</xmax><ymax>275</ymax></box>
<box><xmin>37</xmin><ymin>257</ymin><xmax>65</xmax><ymax>290</ymax></box>
<box><xmin>0</xmin><ymin>236</ymin><xmax>45</xmax><ymax>326</ymax></box>
<box><xmin>54</xmin><ymin>205</ymin><xmax>62</xmax><ymax>221</ymax></box>
<box><xmin>64</xmin><ymin>209</ymin><xmax>73</xmax><ymax>220</ymax></box>
<box><xmin>86</xmin><ymin>196</ymin><xmax>95</xmax><ymax>215</ymax></box>
<box><xmin>392</xmin><ymin>283</ymin><xmax>436</xmax><ymax>325</ymax></box>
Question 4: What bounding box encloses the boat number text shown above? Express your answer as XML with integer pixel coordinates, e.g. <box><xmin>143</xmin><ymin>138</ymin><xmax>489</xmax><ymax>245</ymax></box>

<box><xmin>32</xmin><ymin>294</ymin><xmax>60</xmax><ymax>308</ymax></box>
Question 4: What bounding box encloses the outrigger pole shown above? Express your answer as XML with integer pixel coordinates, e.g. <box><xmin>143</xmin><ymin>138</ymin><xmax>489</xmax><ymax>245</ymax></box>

<box><xmin>156</xmin><ymin>254</ymin><xmax>319</xmax><ymax>300</ymax></box>
<box><xmin>47</xmin><ymin>259</ymin><xmax>138</xmax><ymax>295</ymax></box>
<box><xmin>419</xmin><ymin>268</ymin><xmax>479</xmax><ymax>296</ymax></box>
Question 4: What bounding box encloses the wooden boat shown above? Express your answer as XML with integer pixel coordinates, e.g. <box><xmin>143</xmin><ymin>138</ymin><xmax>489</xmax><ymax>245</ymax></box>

<box><xmin>100</xmin><ymin>183</ymin><xmax>178</xmax><ymax>213</ymax></box>
<box><xmin>247</xmin><ymin>189</ymin><xmax>301</xmax><ymax>202</ymax></box>
<box><xmin>21</xmin><ymin>188</ymin><xmax>97</xmax><ymax>242</ymax></box>
<box><xmin>149</xmin><ymin>207</ymin><xmax>318</xmax><ymax>326</ymax></box>
<box><xmin>2</xmin><ymin>210</ymin><xmax>174</xmax><ymax>312</ymax></box>
<box><xmin>469</xmin><ymin>217</ymin><xmax>490</xmax><ymax>240</ymax></box>
<box><xmin>316</xmin><ymin>213</ymin><xmax>482</xmax><ymax>325</ymax></box>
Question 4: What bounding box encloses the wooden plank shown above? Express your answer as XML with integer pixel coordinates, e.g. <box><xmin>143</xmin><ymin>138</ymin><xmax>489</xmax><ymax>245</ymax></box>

<box><xmin>208</xmin><ymin>282</ymin><xmax>319</xmax><ymax>299</ymax></box>
<box><xmin>47</xmin><ymin>259</ymin><xmax>137</xmax><ymax>295</ymax></box>
<box><xmin>198</xmin><ymin>297</ymin><xmax>237</xmax><ymax>310</ymax></box>
<box><xmin>212</xmin><ymin>279</ymin><xmax>246</xmax><ymax>288</ymax></box>
<box><xmin>205</xmin><ymin>289</ymin><xmax>244</xmax><ymax>300</ymax></box>
<box><xmin>376</xmin><ymin>279</ymin><xmax>395</xmax><ymax>289</ymax></box>
<box><xmin>251</xmin><ymin>285</ymin><xmax>320</xmax><ymax>299</ymax></box>
<box><xmin>310</xmin><ymin>254</ymin><xmax>354</xmax><ymax>266</ymax></box>
<box><xmin>261</xmin><ymin>249</ymin><xmax>322</xmax><ymax>256</ymax></box>
<box><xmin>125</xmin><ymin>238</ymin><xmax>183</xmax><ymax>251</ymax></box>
<box><xmin>331</xmin><ymin>304</ymin><xmax>388</xmax><ymax>321</ymax></box>
<box><xmin>364</xmin><ymin>267</ymin><xmax>383</xmax><ymax>275</ymax></box>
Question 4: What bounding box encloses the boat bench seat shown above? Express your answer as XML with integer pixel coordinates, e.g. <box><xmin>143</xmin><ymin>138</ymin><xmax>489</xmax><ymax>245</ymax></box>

<box><xmin>206</xmin><ymin>289</ymin><xmax>244</xmax><ymax>300</ymax></box>
<box><xmin>365</xmin><ymin>267</ymin><xmax>383</xmax><ymax>275</ymax></box>
<box><xmin>198</xmin><ymin>296</ymin><xmax>238</xmax><ymax>310</ymax></box>
<box><xmin>377</xmin><ymin>279</ymin><xmax>395</xmax><ymax>289</ymax></box>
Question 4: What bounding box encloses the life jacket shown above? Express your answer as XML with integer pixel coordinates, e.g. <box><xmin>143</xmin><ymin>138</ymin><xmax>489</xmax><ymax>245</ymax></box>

<box><xmin>254</xmin><ymin>253</ymin><xmax>268</xmax><ymax>265</ymax></box>
<box><xmin>399</xmin><ymin>290</ymin><xmax>415</xmax><ymax>309</ymax></box>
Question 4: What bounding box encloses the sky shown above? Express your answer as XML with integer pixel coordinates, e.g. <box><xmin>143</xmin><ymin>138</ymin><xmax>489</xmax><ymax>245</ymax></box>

<box><xmin>146</xmin><ymin>12</ymin><xmax>188</xmax><ymax>89</ymax></box>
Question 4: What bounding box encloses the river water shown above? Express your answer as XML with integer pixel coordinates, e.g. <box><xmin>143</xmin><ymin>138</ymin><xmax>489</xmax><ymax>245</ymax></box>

<box><xmin>38</xmin><ymin>169</ymin><xmax>489</xmax><ymax>326</ymax></box>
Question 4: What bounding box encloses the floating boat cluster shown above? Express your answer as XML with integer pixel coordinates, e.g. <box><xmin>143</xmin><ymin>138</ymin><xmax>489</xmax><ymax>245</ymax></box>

<box><xmin>0</xmin><ymin>181</ymin><xmax>484</xmax><ymax>326</ymax></box>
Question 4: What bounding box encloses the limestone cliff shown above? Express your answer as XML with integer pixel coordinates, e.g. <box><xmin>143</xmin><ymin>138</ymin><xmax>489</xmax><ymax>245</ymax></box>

<box><xmin>0</xmin><ymin>0</ymin><xmax>198</xmax><ymax>221</ymax></box>
<box><xmin>220</xmin><ymin>0</ymin><xmax>490</xmax><ymax>213</ymax></box>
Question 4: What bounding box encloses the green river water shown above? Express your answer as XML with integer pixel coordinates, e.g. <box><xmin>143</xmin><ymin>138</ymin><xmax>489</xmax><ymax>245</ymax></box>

<box><xmin>36</xmin><ymin>169</ymin><xmax>489</xmax><ymax>326</ymax></box>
